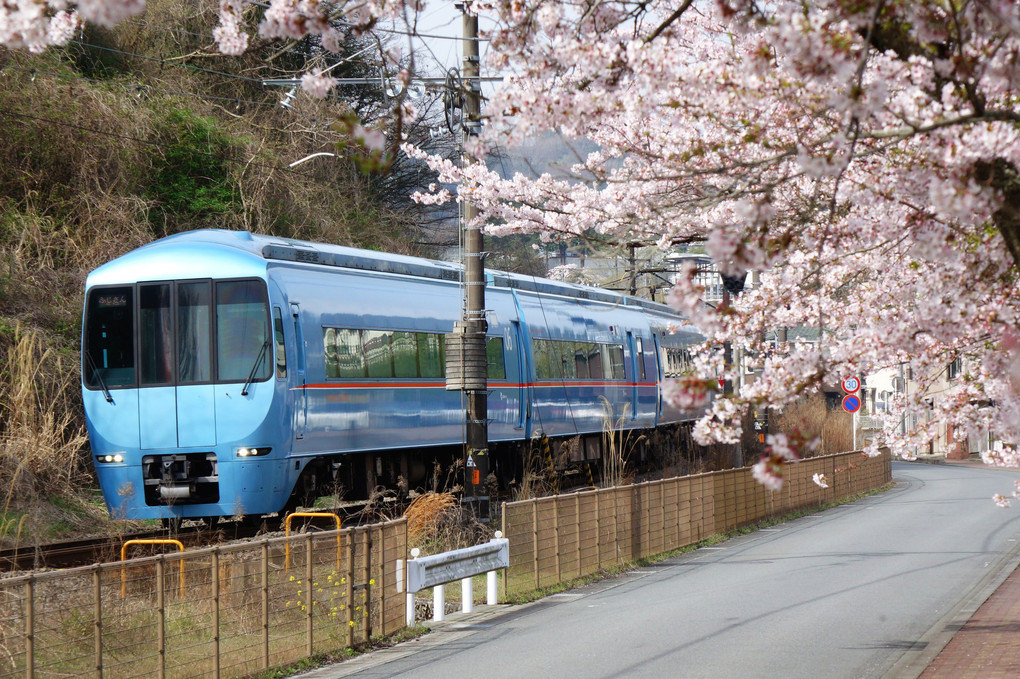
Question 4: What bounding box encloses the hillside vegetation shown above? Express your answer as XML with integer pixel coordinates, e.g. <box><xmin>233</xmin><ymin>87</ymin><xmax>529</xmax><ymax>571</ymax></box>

<box><xmin>0</xmin><ymin>0</ymin><xmax>450</xmax><ymax>543</ymax></box>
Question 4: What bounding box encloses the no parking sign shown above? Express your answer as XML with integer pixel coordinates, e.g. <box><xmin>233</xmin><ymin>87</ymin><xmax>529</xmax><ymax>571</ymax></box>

<box><xmin>842</xmin><ymin>394</ymin><xmax>862</xmax><ymax>413</ymax></box>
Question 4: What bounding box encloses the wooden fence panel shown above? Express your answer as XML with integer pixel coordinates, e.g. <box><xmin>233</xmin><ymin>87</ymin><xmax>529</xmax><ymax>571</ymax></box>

<box><xmin>0</xmin><ymin>519</ymin><xmax>408</xmax><ymax>679</ymax></box>
<box><xmin>503</xmin><ymin>450</ymin><xmax>891</xmax><ymax>599</ymax></box>
<box><xmin>577</xmin><ymin>492</ymin><xmax>599</xmax><ymax>577</ymax></box>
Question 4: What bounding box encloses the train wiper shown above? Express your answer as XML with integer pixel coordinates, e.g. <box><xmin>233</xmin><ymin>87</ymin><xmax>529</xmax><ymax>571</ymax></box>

<box><xmin>241</xmin><ymin>340</ymin><xmax>270</xmax><ymax>396</ymax></box>
<box><xmin>84</xmin><ymin>352</ymin><xmax>114</xmax><ymax>403</ymax></box>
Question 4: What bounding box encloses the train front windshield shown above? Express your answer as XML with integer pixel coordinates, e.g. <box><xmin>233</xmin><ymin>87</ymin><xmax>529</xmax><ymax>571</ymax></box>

<box><xmin>84</xmin><ymin>279</ymin><xmax>272</xmax><ymax>390</ymax></box>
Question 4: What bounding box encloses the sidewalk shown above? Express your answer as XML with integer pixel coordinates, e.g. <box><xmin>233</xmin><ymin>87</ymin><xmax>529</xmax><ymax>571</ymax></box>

<box><xmin>906</xmin><ymin>457</ymin><xmax>1020</xmax><ymax>678</ymax></box>
<box><xmin>919</xmin><ymin>564</ymin><xmax>1020</xmax><ymax>678</ymax></box>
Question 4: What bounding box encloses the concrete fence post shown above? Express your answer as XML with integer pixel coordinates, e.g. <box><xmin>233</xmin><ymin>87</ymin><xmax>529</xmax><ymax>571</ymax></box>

<box><xmin>487</xmin><ymin>571</ymin><xmax>497</xmax><ymax>605</ymax></box>
<box><xmin>433</xmin><ymin>585</ymin><xmax>445</xmax><ymax>622</ymax></box>
<box><xmin>461</xmin><ymin>578</ymin><xmax>473</xmax><ymax>614</ymax></box>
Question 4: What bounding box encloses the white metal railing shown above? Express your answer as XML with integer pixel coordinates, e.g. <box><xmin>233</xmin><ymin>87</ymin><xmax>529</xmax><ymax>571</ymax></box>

<box><xmin>398</xmin><ymin>532</ymin><xmax>509</xmax><ymax>625</ymax></box>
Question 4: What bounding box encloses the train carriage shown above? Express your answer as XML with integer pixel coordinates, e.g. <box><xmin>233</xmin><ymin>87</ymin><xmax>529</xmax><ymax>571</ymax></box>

<box><xmin>82</xmin><ymin>229</ymin><xmax>703</xmax><ymax>521</ymax></box>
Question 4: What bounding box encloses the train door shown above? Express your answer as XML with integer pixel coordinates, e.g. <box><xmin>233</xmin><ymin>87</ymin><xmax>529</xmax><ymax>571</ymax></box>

<box><xmin>512</xmin><ymin>320</ymin><xmax>528</xmax><ymax>430</ymax></box>
<box><xmin>138</xmin><ymin>282</ymin><xmax>178</xmax><ymax>449</ymax></box>
<box><xmin>290</xmin><ymin>302</ymin><xmax>308</xmax><ymax>442</ymax></box>
<box><xmin>626</xmin><ymin>331</ymin><xmax>639</xmax><ymax>421</ymax></box>
<box><xmin>175</xmin><ymin>281</ymin><xmax>216</xmax><ymax>448</ymax></box>
<box><xmin>652</xmin><ymin>334</ymin><xmax>664</xmax><ymax>423</ymax></box>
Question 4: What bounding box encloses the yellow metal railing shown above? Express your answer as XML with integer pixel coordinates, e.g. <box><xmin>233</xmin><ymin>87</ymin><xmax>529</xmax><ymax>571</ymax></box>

<box><xmin>120</xmin><ymin>539</ymin><xmax>185</xmax><ymax>598</ymax></box>
<box><xmin>284</xmin><ymin>512</ymin><xmax>341</xmax><ymax>570</ymax></box>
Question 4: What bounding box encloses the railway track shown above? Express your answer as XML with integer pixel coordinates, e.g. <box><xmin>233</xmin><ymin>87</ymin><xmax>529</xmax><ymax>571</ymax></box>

<box><xmin>0</xmin><ymin>503</ymin><xmax>375</xmax><ymax>573</ymax></box>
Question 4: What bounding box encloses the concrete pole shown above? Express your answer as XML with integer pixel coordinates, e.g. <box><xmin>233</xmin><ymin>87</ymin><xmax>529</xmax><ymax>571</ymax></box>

<box><xmin>461</xmin><ymin>4</ymin><xmax>489</xmax><ymax>517</ymax></box>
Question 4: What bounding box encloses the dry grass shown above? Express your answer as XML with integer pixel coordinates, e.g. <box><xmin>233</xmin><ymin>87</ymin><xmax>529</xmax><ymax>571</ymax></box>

<box><xmin>0</xmin><ymin>327</ymin><xmax>89</xmax><ymax>493</ymax></box>
<box><xmin>0</xmin><ymin>326</ymin><xmax>95</xmax><ymax>546</ymax></box>
<box><xmin>402</xmin><ymin>492</ymin><xmax>490</xmax><ymax>554</ymax></box>
<box><xmin>403</xmin><ymin>492</ymin><xmax>458</xmax><ymax>544</ymax></box>
<box><xmin>600</xmin><ymin>397</ymin><xmax>639</xmax><ymax>487</ymax></box>
<box><xmin>776</xmin><ymin>392</ymin><xmax>855</xmax><ymax>455</ymax></box>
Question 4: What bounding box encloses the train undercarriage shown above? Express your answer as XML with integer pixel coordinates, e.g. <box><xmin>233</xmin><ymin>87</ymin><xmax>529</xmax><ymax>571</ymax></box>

<box><xmin>283</xmin><ymin>422</ymin><xmax>703</xmax><ymax>514</ymax></box>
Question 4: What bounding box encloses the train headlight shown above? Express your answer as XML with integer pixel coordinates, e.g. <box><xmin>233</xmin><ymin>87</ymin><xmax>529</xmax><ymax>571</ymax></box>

<box><xmin>97</xmin><ymin>454</ymin><xmax>124</xmax><ymax>463</ymax></box>
<box><xmin>236</xmin><ymin>447</ymin><xmax>271</xmax><ymax>458</ymax></box>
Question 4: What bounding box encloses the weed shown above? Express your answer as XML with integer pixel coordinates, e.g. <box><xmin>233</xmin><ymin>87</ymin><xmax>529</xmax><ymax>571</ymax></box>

<box><xmin>402</xmin><ymin>491</ymin><xmax>492</xmax><ymax>555</ymax></box>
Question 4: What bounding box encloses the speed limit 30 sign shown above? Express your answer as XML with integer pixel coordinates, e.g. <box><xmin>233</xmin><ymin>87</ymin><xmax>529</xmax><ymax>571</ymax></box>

<box><xmin>841</xmin><ymin>376</ymin><xmax>861</xmax><ymax>393</ymax></box>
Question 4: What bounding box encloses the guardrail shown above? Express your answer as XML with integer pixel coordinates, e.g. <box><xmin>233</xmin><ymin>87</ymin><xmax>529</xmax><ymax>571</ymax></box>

<box><xmin>399</xmin><ymin>533</ymin><xmax>509</xmax><ymax>625</ymax></box>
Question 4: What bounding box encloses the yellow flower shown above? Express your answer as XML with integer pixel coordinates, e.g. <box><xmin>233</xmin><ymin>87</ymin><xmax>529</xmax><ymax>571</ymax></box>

<box><xmin>348</xmin><ymin>621</ymin><xmax>355</xmax><ymax>627</ymax></box>
<box><xmin>369</xmin><ymin>579</ymin><xmax>375</xmax><ymax>585</ymax></box>
<box><xmin>289</xmin><ymin>575</ymin><xmax>295</xmax><ymax>582</ymax></box>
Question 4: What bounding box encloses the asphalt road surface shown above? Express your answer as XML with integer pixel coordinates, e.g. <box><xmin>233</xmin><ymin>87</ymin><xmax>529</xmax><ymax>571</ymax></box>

<box><xmin>305</xmin><ymin>461</ymin><xmax>1020</xmax><ymax>679</ymax></box>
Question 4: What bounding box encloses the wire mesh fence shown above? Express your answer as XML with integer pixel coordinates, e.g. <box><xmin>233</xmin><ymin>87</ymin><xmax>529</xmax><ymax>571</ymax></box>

<box><xmin>501</xmin><ymin>450</ymin><xmax>892</xmax><ymax>597</ymax></box>
<box><xmin>0</xmin><ymin>518</ymin><xmax>407</xmax><ymax>679</ymax></box>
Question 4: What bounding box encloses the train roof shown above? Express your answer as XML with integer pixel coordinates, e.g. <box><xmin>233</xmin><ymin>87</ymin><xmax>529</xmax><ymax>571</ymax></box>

<box><xmin>94</xmin><ymin>229</ymin><xmax>683</xmax><ymax>318</ymax></box>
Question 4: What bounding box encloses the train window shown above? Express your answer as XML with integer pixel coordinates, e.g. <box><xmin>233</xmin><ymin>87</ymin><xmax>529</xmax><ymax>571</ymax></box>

<box><xmin>178</xmin><ymin>282</ymin><xmax>212</xmax><ymax>384</ymax></box>
<box><xmin>635</xmin><ymin>337</ymin><xmax>646</xmax><ymax>380</ymax></box>
<box><xmin>417</xmin><ymin>332</ymin><xmax>444</xmax><ymax>378</ymax></box>
<box><xmin>556</xmin><ymin>342</ymin><xmax>576</xmax><ymax>379</ymax></box>
<box><xmin>392</xmin><ymin>331</ymin><xmax>418</xmax><ymax>378</ymax></box>
<box><xmin>364</xmin><ymin>330</ymin><xmax>392</xmax><ymax>378</ymax></box>
<box><xmin>531</xmin><ymin>339</ymin><xmax>550</xmax><ymax>379</ymax></box>
<box><xmin>84</xmin><ymin>286</ymin><xmax>135</xmax><ymax>389</ymax></box>
<box><xmin>608</xmin><ymin>344</ymin><xmax>626</xmax><ymax>380</ymax></box>
<box><xmin>574</xmin><ymin>343</ymin><xmax>590</xmax><ymax>379</ymax></box>
<box><xmin>588</xmin><ymin>345</ymin><xmax>604</xmax><ymax>379</ymax></box>
<box><xmin>324</xmin><ymin>328</ymin><xmax>338</xmax><ymax>378</ymax></box>
<box><xmin>140</xmin><ymin>283</ymin><xmax>173</xmax><ymax>386</ymax></box>
<box><xmin>486</xmin><ymin>337</ymin><xmax>506</xmax><ymax>379</ymax></box>
<box><xmin>329</xmin><ymin>328</ymin><xmax>365</xmax><ymax>378</ymax></box>
<box><xmin>216</xmin><ymin>280</ymin><xmax>271</xmax><ymax>383</ymax></box>
<box><xmin>273</xmin><ymin>307</ymin><xmax>287</xmax><ymax>378</ymax></box>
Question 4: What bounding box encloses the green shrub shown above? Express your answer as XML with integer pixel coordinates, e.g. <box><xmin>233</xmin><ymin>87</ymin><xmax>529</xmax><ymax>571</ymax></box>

<box><xmin>150</xmin><ymin>108</ymin><xmax>239</xmax><ymax>231</ymax></box>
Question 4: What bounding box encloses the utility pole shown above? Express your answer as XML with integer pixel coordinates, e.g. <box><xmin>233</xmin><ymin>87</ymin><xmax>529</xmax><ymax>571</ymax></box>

<box><xmin>628</xmin><ymin>244</ymin><xmax>637</xmax><ymax>296</ymax></box>
<box><xmin>446</xmin><ymin>3</ymin><xmax>489</xmax><ymax>518</ymax></box>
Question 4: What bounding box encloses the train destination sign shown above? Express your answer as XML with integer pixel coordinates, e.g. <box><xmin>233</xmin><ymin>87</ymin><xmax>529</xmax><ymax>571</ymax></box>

<box><xmin>842</xmin><ymin>394</ymin><xmax>862</xmax><ymax>413</ymax></box>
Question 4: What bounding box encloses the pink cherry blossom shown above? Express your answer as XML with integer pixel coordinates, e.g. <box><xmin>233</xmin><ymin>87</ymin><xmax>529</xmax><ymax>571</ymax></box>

<box><xmin>300</xmin><ymin>68</ymin><xmax>337</xmax><ymax>99</ymax></box>
<box><xmin>751</xmin><ymin>456</ymin><xmax>785</xmax><ymax>492</ymax></box>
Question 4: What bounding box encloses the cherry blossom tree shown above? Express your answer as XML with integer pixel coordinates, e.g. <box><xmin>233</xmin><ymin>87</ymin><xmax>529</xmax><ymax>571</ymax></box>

<box><xmin>6</xmin><ymin>0</ymin><xmax>1020</xmax><ymax>497</ymax></box>
<box><xmin>405</xmin><ymin>0</ymin><xmax>1020</xmax><ymax>496</ymax></box>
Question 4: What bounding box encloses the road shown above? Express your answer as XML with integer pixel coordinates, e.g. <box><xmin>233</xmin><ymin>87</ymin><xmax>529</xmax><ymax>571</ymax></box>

<box><xmin>304</xmin><ymin>462</ymin><xmax>1020</xmax><ymax>679</ymax></box>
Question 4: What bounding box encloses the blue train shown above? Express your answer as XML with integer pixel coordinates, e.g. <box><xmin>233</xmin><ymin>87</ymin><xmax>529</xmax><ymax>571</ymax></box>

<box><xmin>82</xmin><ymin>229</ymin><xmax>703</xmax><ymax>521</ymax></box>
